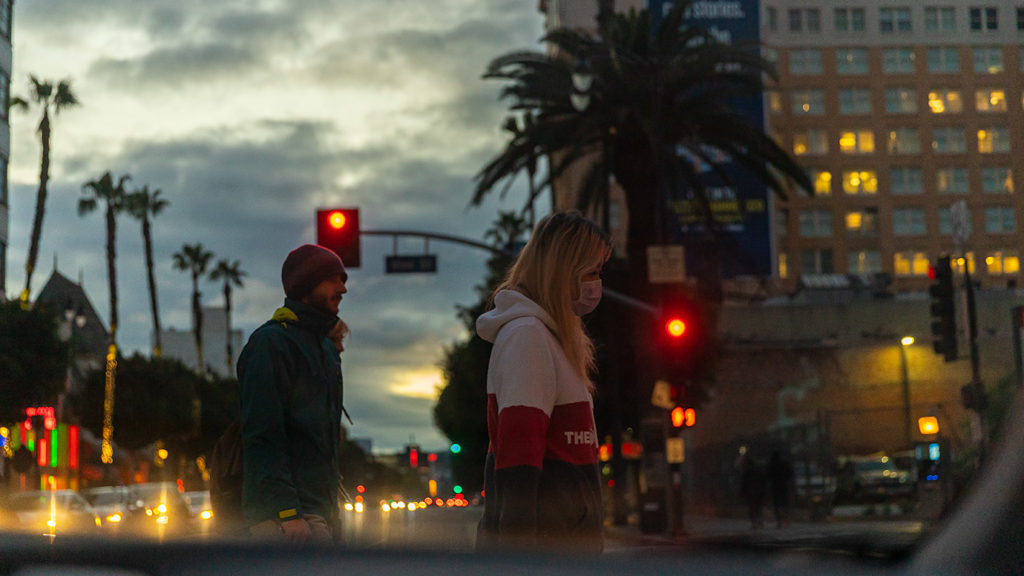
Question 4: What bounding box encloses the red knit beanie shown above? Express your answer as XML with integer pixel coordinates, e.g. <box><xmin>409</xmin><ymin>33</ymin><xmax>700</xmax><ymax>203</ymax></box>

<box><xmin>281</xmin><ymin>244</ymin><xmax>347</xmax><ymax>300</ymax></box>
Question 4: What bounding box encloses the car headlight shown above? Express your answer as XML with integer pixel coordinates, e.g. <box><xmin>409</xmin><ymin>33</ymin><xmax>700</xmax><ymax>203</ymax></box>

<box><xmin>200</xmin><ymin>510</ymin><xmax>213</xmax><ymax>520</ymax></box>
<box><xmin>106</xmin><ymin>513</ymin><xmax>122</xmax><ymax>523</ymax></box>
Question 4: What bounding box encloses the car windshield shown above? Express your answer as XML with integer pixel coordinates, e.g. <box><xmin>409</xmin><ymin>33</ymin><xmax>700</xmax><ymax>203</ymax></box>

<box><xmin>1</xmin><ymin>1</ymin><xmax>1023</xmax><ymax>574</ymax></box>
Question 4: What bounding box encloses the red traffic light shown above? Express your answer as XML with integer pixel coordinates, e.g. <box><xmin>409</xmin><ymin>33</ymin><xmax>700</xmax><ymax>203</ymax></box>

<box><xmin>670</xmin><ymin>406</ymin><xmax>696</xmax><ymax>428</ymax></box>
<box><xmin>316</xmin><ymin>208</ymin><xmax>361</xmax><ymax>268</ymax></box>
<box><xmin>665</xmin><ymin>318</ymin><xmax>686</xmax><ymax>338</ymax></box>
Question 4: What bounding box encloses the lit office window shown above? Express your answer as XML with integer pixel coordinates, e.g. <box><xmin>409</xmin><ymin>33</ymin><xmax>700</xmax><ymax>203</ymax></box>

<box><xmin>842</xmin><ymin>170</ymin><xmax>878</xmax><ymax>194</ymax></box>
<box><xmin>893</xmin><ymin>208</ymin><xmax>927</xmax><ymax>235</ymax></box>
<box><xmin>985</xmin><ymin>251</ymin><xmax>1020</xmax><ymax>275</ymax></box>
<box><xmin>925</xmin><ymin>7</ymin><xmax>957</xmax><ymax>31</ymax></box>
<box><xmin>888</xmin><ymin>128</ymin><xmax>921</xmax><ymax>154</ymax></box>
<box><xmin>801</xmin><ymin>249</ymin><xmax>834</xmax><ymax>274</ymax></box>
<box><xmin>799</xmin><ymin>209</ymin><xmax>833</xmax><ymax>237</ymax></box>
<box><xmin>891</xmin><ymin>167</ymin><xmax>923</xmax><ymax>195</ymax></box>
<box><xmin>932</xmin><ymin>126</ymin><xmax>966</xmax><ymax>153</ymax></box>
<box><xmin>846</xmin><ymin>208</ymin><xmax>879</xmax><ymax>235</ymax></box>
<box><xmin>969</xmin><ymin>6</ymin><xmax>999</xmax><ymax>31</ymax></box>
<box><xmin>973</xmin><ymin>47</ymin><xmax>1004</xmax><ymax>73</ymax></box>
<box><xmin>928</xmin><ymin>89</ymin><xmax>963</xmax><ymax>113</ymax></box>
<box><xmin>839</xmin><ymin>89</ymin><xmax>872</xmax><ymax>114</ymax></box>
<box><xmin>837</xmin><ymin>48</ymin><xmax>869</xmax><ymax>74</ymax></box>
<box><xmin>792</xmin><ymin>90</ymin><xmax>825</xmax><ymax>114</ymax></box>
<box><xmin>778</xmin><ymin>252</ymin><xmax>788</xmax><ymax>278</ymax></box>
<box><xmin>984</xmin><ymin>206</ymin><xmax>1016</xmax><ymax>233</ymax></box>
<box><xmin>809</xmin><ymin>169</ymin><xmax>833</xmax><ymax>196</ymax></box>
<box><xmin>768</xmin><ymin>91</ymin><xmax>783</xmax><ymax>113</ymax></box>
<box><xmin>894</xmin><ymin>252</ymin><xmax>930</xmax><ymax>277</ymax></box>
<box><xmin>793</xmin><ymin>129</ymin><xmax>828</xmax><ymax>155</ymax></box>
<box><xmin>835</xmin><ymin>8</ymin><xmax>866</xmax><ymax>32</ymax></box>
<box><xmin>976</xmin><ymin>89</ymin><xmax>1006</xmax><ymax>112</ymax></box>
<box><xmin>936</xmin><ymin>168</ymin><xmax>969</xmax><ymax>193</ymax></box>
<box><xmin>880</xmin><ymin>7</ymin><xmax>913</xmax><ymax>33</ymax></box>
<box><xmin>839</xmin><ymin>130</ymin><xmax>875</xmax><ymax>154</ymax></box>
<box><xmin>939</xmin><ymin>206</ymin><xmax>973</xmax><ymax>235</ymax></box>
<box><xmin>952</xmin><ymin>253</ymin><xmax>977</xmax><ymax>275</ymax></box>
<box><xmin>982</xmin><ymin>167</ymin><xmax>1013</xmax><ymax>193</ymax></box>
<box><xmin>849</xmin><ymin>250</ymin><xmax>882</xmax><ymax>274</ymax></box>
<box><xmin>885</xmin><ymin>88</ymin><xmax>918</xmax><ymax>113</ymax></box>
<box><xmin>883</xmin><ymin>48</ymin><xmax>916</xmax><ymax>73</ymax></box>
<box><xmin>978</xmin><ymin>127</ymin><xmax>1010</xmax><ymax>153</ymax></box>
<box><xmin>789</xmin><ymin>49</ymin><xmax>823</xmax><ymax>75</ymax></box>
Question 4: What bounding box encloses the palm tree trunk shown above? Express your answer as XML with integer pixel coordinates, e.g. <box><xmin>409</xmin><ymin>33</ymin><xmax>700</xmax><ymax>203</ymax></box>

<box><xmin>106</xmin><ymin>205</ymin><xmax>119</xmax><ymax>339</ymax></box>
<box><xmin>224</xmin><ymin>283</ymin><xmax>233</xmax><ymax>374</ymax></box>
<box><xmin>192</xmin><ymin>273</ymin><xmax>204</xmax><ymax>373</ymax></box>
<box><xmin>22</xmin><ymin>109</ymin><xmax>52</xmax><ymax>303</ymax></box>
<box><xmin>142</xmin><ymin>216</ymin><xmax>162</xmax><ymax>357</ymax></box>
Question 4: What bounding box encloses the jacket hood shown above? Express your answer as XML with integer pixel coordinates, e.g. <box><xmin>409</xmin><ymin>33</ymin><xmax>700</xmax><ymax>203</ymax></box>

<box><xmin>476</xmin><ymin>289</ymin><xmax>557</xmax><ymax>343</ymax></box>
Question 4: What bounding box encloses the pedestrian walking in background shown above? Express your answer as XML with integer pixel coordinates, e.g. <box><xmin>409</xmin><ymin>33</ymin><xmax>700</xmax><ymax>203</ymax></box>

<box><xmin>238</xmin><ymin>244</ymin><xmax>348</xmax><ymax>544</ymax></box>
<box><xmin>769</xmin><ymin>450</ymin><xmax>795</xmax><ymax>528</ymax></box>
<box><xmin>475</xmin><ymin>211</ymin><xmax>612</xmax><ymax>554</ymax></box>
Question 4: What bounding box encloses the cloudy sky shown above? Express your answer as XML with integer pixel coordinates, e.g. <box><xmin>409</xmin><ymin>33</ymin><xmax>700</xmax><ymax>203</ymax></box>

<box><xmin>6</xmin><ymin>0</ymin><xmax>548</xmax><ymax>453</ymax></box>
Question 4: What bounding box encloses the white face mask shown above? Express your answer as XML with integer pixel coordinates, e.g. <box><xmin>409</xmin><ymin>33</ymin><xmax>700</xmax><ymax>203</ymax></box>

<box><xmin>572</xmin><ymin>279</ymin><xmax>603</xmax><ymax>316</ymax></box>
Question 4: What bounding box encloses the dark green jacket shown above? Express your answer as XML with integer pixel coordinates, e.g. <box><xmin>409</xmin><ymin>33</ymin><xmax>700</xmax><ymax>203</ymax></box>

<box><xmin>238</xmin><ymin>298</ymin><xmax>343</xmax><ymax>527</ymax></box>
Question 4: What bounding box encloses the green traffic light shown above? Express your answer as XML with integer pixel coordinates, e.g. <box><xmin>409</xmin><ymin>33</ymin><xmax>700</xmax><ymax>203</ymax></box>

<box><xmin>453</xmin><ymin>485</ymin><xmax>463</xmax><ymax>494</ymax></box>
<box><xmin>450</xmin><ymin>443</ymin><xmax>462</xmax><ymax>454</ymax></box>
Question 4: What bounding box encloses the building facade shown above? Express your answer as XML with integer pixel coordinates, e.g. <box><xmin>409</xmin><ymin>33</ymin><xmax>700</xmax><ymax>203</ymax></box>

<box><xmin>159</xmin><ymin>307</ymin><xmax>244</xmax><ymax>378</ymax></box>
<box><xmin>0</xmin><ymin>0</ymin><xmax>13</xmax><ymax>300</ymax></box>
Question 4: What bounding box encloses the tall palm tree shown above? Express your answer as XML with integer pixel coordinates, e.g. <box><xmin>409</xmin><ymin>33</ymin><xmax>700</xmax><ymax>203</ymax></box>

<box><xmin>208</xmin><ymin>259</ymin><xmax>246</xmax><ymax>374</ymax></box>
<box><xmin>126</xmin><ymin>186</ymin><xmax>169</xmax><ymax>358</ymax></box>
<box><xmin>78</xmin><ymin>171</ymin><xmax>130</xmax><ymax>464</ymax></box>
<box><xmin>173</xmin><ymin>243</ymin><xmax>213</xmax><ymax>375</ymax></box>
<box><xmin>11</xmin><ymin>76</ymin><xmax>79</xmax><ymax>306</ymax></box>
<box><xmin>472</xmin><ymin>2</ymin><xmax>812</xmax><ymax>312</ymax></box>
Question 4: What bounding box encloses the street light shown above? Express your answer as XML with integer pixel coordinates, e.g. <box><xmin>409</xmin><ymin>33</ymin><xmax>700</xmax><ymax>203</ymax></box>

<box><xmin>571</xmin><ymin>56</ymin><xmax>592</xmax><ymax>112</ymax></box>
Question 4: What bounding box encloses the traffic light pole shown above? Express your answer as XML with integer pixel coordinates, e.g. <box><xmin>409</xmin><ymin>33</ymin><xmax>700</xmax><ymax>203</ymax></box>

<box><xmin>963</xmin><ymin>265</ymin><xmax>987</xmax><ymax>460</ymax></box>
<box><xmin>361</xmin><ymin>229</ymin><xmax>659</xmax><ymax>315</ymax></box>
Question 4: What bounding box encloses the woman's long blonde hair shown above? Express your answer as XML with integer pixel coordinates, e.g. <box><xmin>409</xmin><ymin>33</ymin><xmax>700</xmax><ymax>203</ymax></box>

<box><xmin>492</xmin><ymin>211</ymin><xmax>612</xmax><ymax>385</ymax></box>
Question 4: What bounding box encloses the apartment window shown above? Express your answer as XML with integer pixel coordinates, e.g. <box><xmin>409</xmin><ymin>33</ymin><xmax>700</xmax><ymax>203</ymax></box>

<box><xmin>846</xmin><ymin>208</ymin><xmax>879</xmax><ymax>236</ymax></box>
<box><xmin>885</xmin><ymin>88</ymin><xmax>918</xmax><ymax>113</ymax></box>
<box><xmin>978</xmin><ymin>127</ymin><xmax>1011</xmax><ymax>153</ymax></box>
<box><xmin>788</xmin><ymin>8</ymin><xmax>803</xmax><ymax>31</ymax></box>
<box><xmin>768</xmin><ymin>91</ymin><xmax>783</xmax><ymax>113</ymax></box>
<box><xmin>937</xmin><ymin>167</ymin><xmax>969</xmax><ymax>193</ymax></box>
<box><xmin>792</xmin><ymin>90</ymin><xmax>825</xmax><ymax>115</ymax></box>
<box><xmin>793</xmin><ymin>129</ymin><xmax>828</xmax><ymax>155</ymax></box>
<box><xmin>806</xmin><ymin>9</ymin><xmax>821</xmax><ymax>32</ymax></box>
<box><xmin>982</xmin><ymin>167</ymin><xmax>1013</xmax><ymax>193</ymax></box>
<box><xmin>969</xmin><ymin>6</ymin><xmax>999</xmax><ymax>30</ymax></box>
<box><xmin>776</xmin><ymin>207</ymin><xmax>789</xmax><ymax>237</ymax></box>
<box><xmin>839</xmin><ymin>130</ymin><xmax>875</xmax><ymax>154</ymax></box>
<box><xmin>849</xmin><ymin>250</ymin><xmax>882</xmax><ymax>274</ymax></box>
<box><xmin>789</xmin><ymin>49</ymin><xmax>823</xmax><ymax>75</ymax></box>
<box><xmin>778</xmin><ymin>252</ymin><xmax>788</xmax><ymax>278</ymax></box>
<box><xmin>927</xmin><ymin>47</ymin><xmax>961</xmax><ymax>73</ymax></box>
<box><xmin>939</xmin><ymin>206</ymin><xmax>973</xmax><ymax>234</ymax></box>
<box><xmin>986</xmin><ymin>251</ymin><xmax>1020</xmax><ymax>275</ymax></box>
<box><xmin>888</xmin><ymin>128</ymin><xmax>921</xmax><ymax>154</ymax></box>
<box><xmin>932</xmin><ymin>126</ymin><xmax>966</xmax><ymax>153</ymax></box>
<box><xmin>976</xmin><ymin>89</ymin><xmax>1007</xmax><ymax>111</ymax></box>
<box><xmin>893</xmin><ymin>208</ymin><xmax>927</xmax><ymax>235</ymax></box>
<box><xmin>799</xmin><ymin>209</ymin><xmax>833</xmax><ymax>237</ymax></box>
<box><xmin>891</xmin><ymin>167</ymin><xmax>923</xmax><ymax>194</ymax></box>
<box><xmin>0</xmin><ymin>0</ymin><xmax>10</xmax><ymax>39</ymax></box>
<box><xmin>842</xmin><ymin>170</ymin><xmax>878</xmax><ymax>194</ymax></box>
<box><xmin>802</xmin><ymin>249</ymin><xmax>835</xmax><ymax>274</ymax></box>
<box><xmin>928</xmin><ymin>89</ymin><xmax>963</xmax><ymax>113</ymax></box>
<box><xmin>835</xmin><ymin>8</ymin><xmax>866</xmax><ymax>32</ymax></box>
<box><xmin>839</xmin><ymin>89</ymin><xmax>872</xmax><ymax>114</ymax></box>
<box><xmin>767</xmin><ymin>7</ymin><xmax>778</xmax><ymax>31</ymax></box>
<box><xmin>985</xmin><ymin>206</ymin><xmax>1016</xmax><ymax>233</ymax></box>
<box><xmin>883</xmin><ymin>48</ymin><xmax>916</xmax><ymax>73</ymax></box>
<box><xmin>809</xmin><ymin>169</ymin><xmax>833</xmax><ymax>196</ymax></box>
<box><xmin>837</xmin><ymin>48</ymin><xmax>869</xmax><ymax>74</ymax></box>
<box><xmin>894</xmin><ymin>251</ymin><xmax>931</xmax><ymax>277</ymax></box>
<box><xmin>925</xmin><ymin>7</ymin><xmax>957</xmax><ymax>31</ymax></box>
<box><xmin>1018</xmin><ymin>7</ymin><xmax>1024</xmax><ymax>30</ymax></box>
<box><xmin>973</xmin><ymin>47</ymin><xmax>1004</xmax><ymax>73</ymax></box>
<box><xmin>880</xmin><ymin>7</ymin><xmax>913</xmax><ymax>33</ymax></box>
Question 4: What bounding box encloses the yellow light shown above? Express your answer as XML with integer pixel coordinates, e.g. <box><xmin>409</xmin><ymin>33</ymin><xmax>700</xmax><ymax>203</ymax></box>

<box><xmin>0</xmin><ymin>427</ymin><xmax>8</xmax><ymax>438</ymax></box>
<box><xmin>146</xmin><ymin>509</ymin><xmax>154</xmax><ymax>516</ymax></box>
<box><xmin>157</xmin><ymin>503</ymin><xmax>167</xmax><ymax>514</ymax></box>
<box><xmin>344</xmin><ymin>503</ymin><xmax>354</xmax><ymax>511</ymax></box>
<box><xmin>107</xmin><ymin>513</ymin><xmax>122</xmax><ymax>523</ymax></box>
<box><xmin>200</xmin><ymin>510</ymin><xmax>213</xmax><ymax>520</ymax></box>
<box><xmin>381</xmin><ymin>503</ymin><xmax>391</xmax><ymax>512</ymax></box>
<box><xmin>156</xmin><ymin>515</ymin><xmax>169</xmax><ymax>525</ymax></box>
<box><xmin>919</xmin><ymin>416</ymin><xmax>940</xmax><ymax>435</ymax></box>
<box><xmin>901</xmin><ymin>336</ymin><xmax>915</xmax><ymax>346</ymax></box>
<box><xmin>802</xmin><ymin>103</ymin><xmax>810</xmax><ymax>112</ymax></box>
<box><xmin>157</xmin><ymin>449</ymin><xmax>168</xmax><ymax>460</ymax></box>
<box><xmin>328</xmin><ymin>211</ymin><xmax>347</xmax><ymax>229</ymax></box>
<box><xmin>881</xmin><ymin>456</ymin><xmax>889</xmax><ymax>463</ymax></box>
<box><xmin>47</xmin><ymin>519</ymin><xmax>57</xmax><ymax>528</ymax></box>
<box><xmin>355</xmin><ymin>502</ymin><xmax>364</xmax><ymax>513</ymax></box>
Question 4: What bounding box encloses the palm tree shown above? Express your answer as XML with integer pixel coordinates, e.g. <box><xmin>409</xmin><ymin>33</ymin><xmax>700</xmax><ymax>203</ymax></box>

<box><xmin>78</xmin><ymin>171</ymin><xmax>130</xmax><ymax>464</ymax></box>
<box><xmin>11</xmin><ymin>76</ymin><xmax>79</xmax><ymax>306</ymax></box>
<box><xmin>209</xmin><ymin>259</ymin><xmax>246</xmax><ymax>374</ymax></box>
<box><xmin>173</xmin><ymin>243</ymin><xmax>214</xmax><ymax>374</ymax></box>
<box><xmin>472</xmin><ymin>2</ymin><xmax>812</xmax><ymax>312</ymax></box>
<box><xmin>126</xmin><ymin>186</ymin><xmax>169</xmax><ymax>358</ymax></box>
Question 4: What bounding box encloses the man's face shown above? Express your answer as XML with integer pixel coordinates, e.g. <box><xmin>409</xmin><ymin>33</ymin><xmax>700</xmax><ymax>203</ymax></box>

<box><xmin>304</xmin><ymin>273</ymin><xmax>348</xmax><ymax>316</ymax></box>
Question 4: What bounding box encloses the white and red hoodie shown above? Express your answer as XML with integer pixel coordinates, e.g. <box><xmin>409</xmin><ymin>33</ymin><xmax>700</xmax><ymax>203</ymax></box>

<box><xmin>475</xmin><ymin>289</ymin><xmax>603</xmax><ymax>553</ymax></box>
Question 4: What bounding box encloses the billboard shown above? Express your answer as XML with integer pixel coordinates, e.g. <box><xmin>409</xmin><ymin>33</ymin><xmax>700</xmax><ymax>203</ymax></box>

<box><xmin>648</xmin><ymin>0</ymin><xmax>770</xmax><ymax>278</ymax></box>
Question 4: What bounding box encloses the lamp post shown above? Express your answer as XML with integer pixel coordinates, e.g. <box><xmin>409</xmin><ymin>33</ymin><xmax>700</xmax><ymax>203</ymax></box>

<box><xmin>900</xmin><ymin>336</ymin><xmax>914</xmax><ymax>448</ymax></box>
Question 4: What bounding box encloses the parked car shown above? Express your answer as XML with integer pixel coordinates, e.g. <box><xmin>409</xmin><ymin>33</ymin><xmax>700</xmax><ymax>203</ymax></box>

<box><xmin>82</xmin><ymin>485</ymin><xmax>132</xmax><ymax>530</ymax></box>
<box><xmin>837</xmin><ymin>453</ymin><xmax>915</xmax><ymax>503</ymax></box>
<box><xmin>184</xmin><ymin>491</ymin><xmax>213</xmax><ymax>521</ymax></box>
<box><xmin>2</xmin><ymin>490</ymin><xmax>101</xmax><ymax>537</ymax></box>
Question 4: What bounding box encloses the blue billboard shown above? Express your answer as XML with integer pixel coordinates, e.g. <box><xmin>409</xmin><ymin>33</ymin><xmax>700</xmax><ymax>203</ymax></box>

<box><xmin>648</xmin><ymin>0</ymin><xmax>770</xmax><ymax>278</ymax></box>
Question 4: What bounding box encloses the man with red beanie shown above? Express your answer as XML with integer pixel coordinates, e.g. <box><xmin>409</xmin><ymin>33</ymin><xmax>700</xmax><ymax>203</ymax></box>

<box><xmin>238</xmin><ymin>244</ymin><xmax>348</xmax><ymax>543</ymax></box>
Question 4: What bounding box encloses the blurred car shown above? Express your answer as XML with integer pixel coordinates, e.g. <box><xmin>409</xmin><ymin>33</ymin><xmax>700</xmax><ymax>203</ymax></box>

<box><xmin>125</xmin><ymin>482</ymin><xmax>192</xmax><ymax>534</ymax></box>
<box><xmin>184</xmin><ymin>490</ymin><xmax>213</xmax><ymax>521</ymax></box>
<box><xmin>82</xmin><ymin>485</ymin><xmax>132</xmax><ymax>529</ymax></box>
<box><xmin>838</xmin><ymin>453</ymin><xmax>914</xmax><ymax>503</ymax></box>
<box><xmin>2</xmin><ymin>490</ymin><xmax>101</xmax><ymax>536</ymax></box>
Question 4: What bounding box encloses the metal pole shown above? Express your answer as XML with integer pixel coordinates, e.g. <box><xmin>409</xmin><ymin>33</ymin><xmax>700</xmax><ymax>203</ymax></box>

<box><xmin>963</xmin><ymin>265</ymin><xmax>987</xmax><ymax>459</ymax></box>
<box><xmin>900</xmin><ymin>342</ymin><xmax>912</xmax><ymax>448</ymax></box>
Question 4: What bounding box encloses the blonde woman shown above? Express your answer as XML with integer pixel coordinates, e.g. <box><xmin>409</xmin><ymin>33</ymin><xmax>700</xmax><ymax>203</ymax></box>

<box><xmin>475</xmin><ymin>211</ymin><xmax>612</xmax><ymax>554</ymax></box>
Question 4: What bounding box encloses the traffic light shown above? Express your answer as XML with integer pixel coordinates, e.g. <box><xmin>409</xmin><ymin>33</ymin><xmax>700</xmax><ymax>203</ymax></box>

<box><xmin>929</xmin><ymin>255</ymin><xmax>957</xmax><ymax>361</ymax></box>
<box><xmin>316</xmin><ymin>208</ymin><xmax>361</xmax><ymax>268</ymax></box>
<box><xmin>670</xmin><ymin>406</ymin><xmax>695</xmax><ymax>428</ymax></box>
